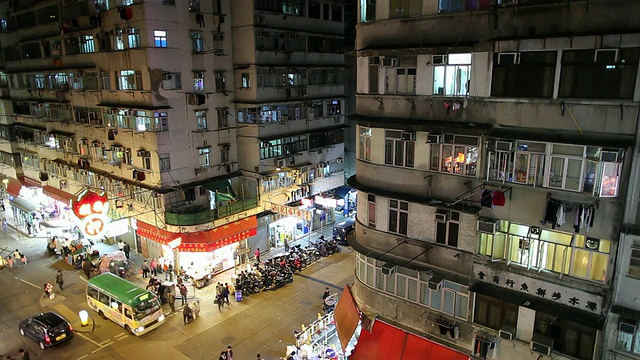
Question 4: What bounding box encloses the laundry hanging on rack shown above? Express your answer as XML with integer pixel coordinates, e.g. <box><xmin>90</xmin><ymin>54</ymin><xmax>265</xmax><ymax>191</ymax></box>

<box><xmin>492</xmin><ymin>191</ymin><xmax>505</xmax><ymax>206</ymax></box>
<box><xmin>542</xmin><ymin>198</ymin><xmax>597</xmax><ymax>232</ymax></box>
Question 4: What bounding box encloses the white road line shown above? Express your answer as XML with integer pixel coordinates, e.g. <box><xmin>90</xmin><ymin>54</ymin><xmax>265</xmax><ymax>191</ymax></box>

<box><xmin>114</xmin><ymin>333</ymin><xmax>128</xmax><ymax>340</ymax></box>
<box><xmin>75</xmin><ymin>332</ymin><xmax>110</xmax><ymax>348</ymax></box>
<box><xmin>14</xmin><ymin>276</ymin><xmax>40</xmax><ymax>289</ymax></box>
<box><xmin>76</xmin><ymin>355</ymin><xmax>89</xmax><ymax>360</ymax></box>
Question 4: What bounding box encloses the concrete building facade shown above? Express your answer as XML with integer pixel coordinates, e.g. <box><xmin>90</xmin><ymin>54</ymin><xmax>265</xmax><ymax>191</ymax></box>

<box><xmin>349</xmin><ymin>1</ymin><xmax>640</xmax><ymax>359</ymax></box>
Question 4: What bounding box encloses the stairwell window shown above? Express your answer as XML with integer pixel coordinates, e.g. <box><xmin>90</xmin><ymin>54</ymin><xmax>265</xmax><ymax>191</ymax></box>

<box><xmin>433</xmin><ymin>53</ymin><xmax>471</xmax><ymax>96</ymax></box>
<box><xmin>435</xmin><ymin>210</ymin><xmax>459</xmax><ymax>247</ymax></box>
<box><xmin>388</xmin><ymin>199</ymin><xmax>408</xmax><ymax>236</ymax></box>
<box><xmin>384</xmin><ymin>130</ymin><xmax>415</xmax><ymax>168</ymax></box>
<box><xmin>217</xmin><ymin>108</ymin><xmax>229</xmax><ymax>128</ymax></box>
<box><xmin>368</xmin><ymin>194</ymin><xmax>376</xmax><ymax>227</ymax></box>
<box><xmin>215</xmin><ymin>71</ymin><xmax>226</xmax><ymax>92</ymax></box>
<box><xmin>241</xmin><ymin>73</ymin><xmax>250</xmax><ymax>89</ymax></box>
<box><xmin>191</xmin><ymin>33</ymin><xmax>204</xmax><ymax>52</ymax></box>
<box><xmin>220</xmin><ymin>144</ymin><xmax>230</xmax><ymax>163</ymax></box>
<box><xmin>198</xmin><ymin>147</ymin><xmax>211</xmax><ymax>167</ymax></box>
<box><xmin>154</xmin><ymin>112</ymin><xmax>168</xmax><ymax>132</ymax></box>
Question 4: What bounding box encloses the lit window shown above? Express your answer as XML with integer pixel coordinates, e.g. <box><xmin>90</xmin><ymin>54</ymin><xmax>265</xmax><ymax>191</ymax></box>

<box><xmin>198</xmin><ymin>147</ymin><xmax>211</xmax><ymax>167</ymax></box>
<box><xmin>196</xmin><ymin>110</ymin><xmax>207</xmax><ymax>130</ymax></box>
<box><xmin>154</xmin><ymin>30</ymin><xmax>167</xmax><ymax>47</ymax></box>
<box><xmin>433</xmin><ymin>53</ymin><xmax>471</xmax><ymax>96</ymax></box>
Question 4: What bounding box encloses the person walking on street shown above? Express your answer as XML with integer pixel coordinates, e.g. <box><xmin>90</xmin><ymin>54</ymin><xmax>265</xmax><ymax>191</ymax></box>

<box><xmin>141</xmin><ymin>260</ymin><xmax>149</xmax><ymax>278</ymax></box>
<box><xmin>13</xmin><ymin>249</ymin><xmax>22</xmax><ymax>266</ymax></box>
<box><xmin>179</xmin><ymin>283</ymin><xmax>188</xmax><ymax>305</ymax></box>
<box><xmin>26</xmin><ymin>222</ymin><xmax>32</xmax><ymax>235</ymax></box>
<box><xmin>123</xmin><ymin>242</ymin><xmax>130</xmax><ymax>259</ymax></box>
<box><xmin>150</xmin><ymin>258</ymin><xmax>157</xmax><ymax>276</ymax></box>
<box><xmin>223</xmin><ymin>283</ymin><xmax>231</xmax><ymax>305</ymax></box>
<box><xmin>0</xmin><ymin>199</ymin><xmax>5</xmax><ymax>212</ymax></box>
<box><xmin>225</xmin><ymin>345</ymin><xmax>234</xmax><ymax>360</ymax></box>
<box><xmin>55</xmin><ymin>270</ymin><xmax>64</xmax><ymax>291</ymax></box>
<box><xmin>183</xmin><ymin>303</ymin><xmax>193</xmax><ymax>324</ymax></box>
<box><xmin>166</xmin><ymin>289</ymin><xmax>176</xmax><ymax>312</ymax></box>
<box><xmin>2</xmin><ymin>217</ymin><xmax>7</xmax><ymax>231</ymax></box>
<box><xmin>284</xmin><ymin>238</ymin><xmax>290</xmax><ymax>253</ymax></box>
<box><xmin>254</xmin><ymin>248</ymin><xmax>261</xmax><ymax>263</ymax></box>
<box><xmin>6</xmin><ymin>255</ymin><xmax>13</xmax><ymax>268</ymax></box>
<box><xmin>117</xmin><ymin>239</ymin><xmax>125</xmax><ymax>252</ymax></box>
<box><xmin>167</xmin><ymin>262</ymin><xmax>174</xmax><ymax>281</ymax></box>
<box><xmin>18</xmin><ymin>348</ymin><xmax>30</xmax><ymax>360</ymax></box>
<box><xmin>82</xmin><ymin>259</ymin><xmax>93</xmax><ymax>279</ymax></box>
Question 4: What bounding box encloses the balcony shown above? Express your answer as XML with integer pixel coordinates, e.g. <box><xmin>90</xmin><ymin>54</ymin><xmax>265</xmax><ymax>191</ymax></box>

<box><xmin>165</xmin><ymin>197</ymin><xmax>258</xmax><ymax>226</ymax></box>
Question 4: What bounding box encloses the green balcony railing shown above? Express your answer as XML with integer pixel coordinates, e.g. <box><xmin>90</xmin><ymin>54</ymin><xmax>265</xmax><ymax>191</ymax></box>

<box><xmin>164</xmin><ymin>197</ymin><xmax>258</xmax><ymax>226</ymax></box>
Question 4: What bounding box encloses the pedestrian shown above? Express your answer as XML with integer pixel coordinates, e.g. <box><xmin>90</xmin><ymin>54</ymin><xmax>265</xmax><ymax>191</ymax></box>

<box><xmin>225</xmin><ymin>345</ymin><xmax>234</xmax><ymax>360</ymax></box>
<box><xmin>141</xmin><ymin>260</ymin><xmax>149</xmax><ymax>278</ymax></box>
<box><xmin>150</xmin><ymin>258</ymin><xmax>157</xmax><ymax>276</ymax></box>
<box><xmin>216</xmin><ymin>292</ymin><xmax>224</xmax><ymax>311</ymax></box>
<box><xmin>44</xmin><ymin>282</ymin><xmax>53</xmax><ymax>297</ymax></box>
<box><xmin>179</xmin><ymin>283</ymin><xmax>188</xmax><ymax>305</ymax></box>
<box><xmin>18</xmin><ymin>348</ymin><xmax>30</xmax><ymax>360</ymax></box>
<box><xmin>0</xmin><ymin>199</ymin><xmax>5</xmax><ymax>211</ymax></box>
<box><xmin>255</xmin><ymin>248</ymin><xmax>261</xmax><ymax>263</ymax></box>
<box><xmin>123</xmin><ymin>242</ymin><xmax>131</xmax><ymax>259</ymax></box>
<box><xmin>183</xmin><ymin>303</ymin><xmax>193</xmax><ymax>324</ymax></box>
<box><xmin>322</xmin><ymin>287</ymin><xmax>330</xmax><ymax>299</ymax></box>
<box><xmin>13</xmin><ymin>249</ymin><xmax>22</xmax><ymax>266</ymax></box>
<box><xmin>219</xmin><ymin>351</ymin><xmax>227</xmax><ymax>360</ymax></box>
<box><xmin>26</xmin><ymin>222</ymin><xmax>32</xmax><ymax>235</ymax></box>
<box><xmin>82</xmin><ymin>259</ymin><xmax>92</xmax><ymax>279</ymax></box>
<box><xmin>166</xmin><ymin>289</ymin><xmax>176</xmax><ymax>312</ymax></box>
<box><xmin>6</xmin><ymin>256</ymin><xmax>12</xmax><ymax>268</ymax></box>
<box><xmin>284</xmin><ymin>238</ymin><xmax>290</xmax><ymax>253</ymax></box>
<box><xmin>156</xmin><ymin>260</ymin><xmax>163</xmax><ymax>275</ymax></box>
<box><xmin>117</xmin><ymin>239</ymin><xmax>125</xmax><ymax>252</ymax></box>
<box><xmin>223</xmin><ymin>283</ymin><xmax>230</xmax><ymax>305</ymax></box>
<box><xmin>21</xmin><ymin>253</ymin><xmax>27</xmax><ymax>266</ymax></box>
<box><xmin>2</xmin><ymin>217</ymin><xmax>7</xmax><ymax>231</ymax></box>
<box><xmin>55</xmin><ymin>270</ymin><xmax>64</xmax><ymax>291</ymax></box>
<box><xmin>167</xmin><ymin>262</ymin><xmax>174</xmax><ymax>281</ymax></box>
<box><xmin>257</xmin><ymin>354</ymin><xmax>264</xmax><ymax>360</ymax></box>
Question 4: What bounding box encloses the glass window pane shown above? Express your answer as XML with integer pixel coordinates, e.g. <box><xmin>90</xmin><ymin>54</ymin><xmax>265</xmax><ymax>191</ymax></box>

<box><xmin>408</xmin><ymin>279</ymin><xmax>417</xmax><ymax>302</ymax></box>
<box><xmin>375</xmin><ymin>269</ymin><xmax>384</xmax><ymax>290</ymax></box>
<box><xmin>419</xmin><ymin>283</ymin><xmax>430</xmax><ymax>306</ymax></box>
<box><xmin>549</xmin><ymin>157</ymin><xmax>565</xmax><ymax>188</ymax></box>
<box><xmin>433</xmin><ymin>66</ymin><xmax>445</xmax><ymax>95</ymax></box>
<box><xmin>386</xmin><ymin>273</ymin><xmax>395</xmax><ymax>294</ymax></box>
<box><xmin>449</xmin><ymin>53</ymin><xmax>471</xmax><ymax>64</ymax></box>
<box><xmin>566</xmin><ymin>158</ymin><xmax>583</xmax><ymax>191</ymax></box>
<box><xmin>430</xmin><ymin>288</ymin><xmax>442</xmax><ymax>310</ymax></box>
<box><xmin>455</xmin><ymin>295</ymin><xmax>468</xmax><ymax>319</ymax></box>
<box><xmin>571</xmin><ymin>249</ymin><xmax>589</xmax><ymax>278</ymax></box>
<box><xmin>589</xmin><ymin>252</ymin><xmax>608</xmax><ymax>281</ymax></box>
<box><xmin>443</xmin><ymin>290</ymin><xmax>455</xmax><ymax>315</ymax></box>
<box><xmin>397</xmin><ymin>276</ymin><xmax>406</xmax><ymax>297</ymax></box>
<box><xmin>366</xmin><ymin>264</ymin><xmax>373</xmax><ymax>286</ymax></box>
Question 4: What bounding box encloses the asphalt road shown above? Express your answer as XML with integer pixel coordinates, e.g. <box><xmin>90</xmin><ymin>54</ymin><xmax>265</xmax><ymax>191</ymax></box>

<box><xmin>0</xmin><ymin>227</ymin><xmax>355</xmax><ymax>360</ymax></box>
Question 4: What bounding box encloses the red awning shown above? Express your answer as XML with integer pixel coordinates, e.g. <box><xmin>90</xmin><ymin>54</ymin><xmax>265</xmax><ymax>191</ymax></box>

<box><xmin>136</xmin><ymin>215</ymin><xmax>258</xmax><ymax>252</ymax></box>
<box><xmin>43</xmin><ymin>185</ymin><xmax>74</xmax><ymax>204</ymax></box>
<box><xmin>349</xmin><ymin>321</ymin><xmax>468</xmax><ymax>360</ymax></box>
<box><xmin>18</xmin><ymin>175</ymin><xmax>42</xmax><ymax>188</ymax></box>
<box><xmin>2</xmin><ymin>177</ymin><xmax>22</xmax><ymax>197</ymax></box>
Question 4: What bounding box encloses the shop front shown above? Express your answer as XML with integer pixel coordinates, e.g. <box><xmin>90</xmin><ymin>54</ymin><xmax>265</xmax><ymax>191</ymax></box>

<box><xmin>136</xmin><ymin>215</ymin><xmax>258</xmax><ymax>277</ymax></box>
<box><xmin>268</xmin><ymin>204</ymin><xmax>312</xmax><ymax>248</ymax></box>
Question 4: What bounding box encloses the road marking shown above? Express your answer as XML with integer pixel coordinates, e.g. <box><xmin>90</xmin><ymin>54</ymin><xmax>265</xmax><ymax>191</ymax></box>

<box><xmin>14</xmin><ymin>276</ymin><xmax>40</xmax><ymax>289</ymax></box>
<box><xmin>114</xmin><ymin>333</ymin><xmax>128</xmax><ymax>340</ymax></box>
<box><xmin>76</xmin><ymin>355</ymin><xmax>88</xmax><ymax>360</ymax></box>
<box><xmin>75</xmin><ymin>332</ymin><xmax>108</xmax><ymax>348</ymax></box>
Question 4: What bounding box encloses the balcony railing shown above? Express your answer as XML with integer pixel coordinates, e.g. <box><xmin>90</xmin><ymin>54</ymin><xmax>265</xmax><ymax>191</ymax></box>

<box><xmin>165</xmin><ymin>197</ymin><xmax>258</xmax><ymax>226</ymax></box>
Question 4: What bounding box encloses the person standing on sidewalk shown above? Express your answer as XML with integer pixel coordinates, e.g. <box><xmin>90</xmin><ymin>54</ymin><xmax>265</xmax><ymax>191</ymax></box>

<box><xmin>141</xmin><ymin>260</ymin><xmax>149</xmax><ymax>278</ymax></box>
<box><xmin>254</xmin><ymin>248</ymin><xmax>261</xmax><ymax>263</ymax></box>
<box><xmin>166</xmin><ymin>289</ymin><xmax>176</xmax><ymax>312</ymax></box>
<box><xmin>2</xmin><ymin>217</ymin><xmax>7</xmax><ymax>231</ymax></box>
<box><xmin>13</xmin><ymin>249</ymin><xmax>22</xmax><ymax>266</ymax></box>
<box><xmin>123</xmin><ymin>242</ymin><xmax>131</xmax><ymax>259</ymax></box>
<box><xmin>225</xmin><ymin>345</ymin><xmax>234</xmax><ymax>360</ymax></box>
<box><xmin>55</xmin><ymin>270</ymin><xmax>64</xmax><ymax>291</ymax></box>
<box><xmin>179</xmin><ymin>283</ymin><xmax>188</xmax><ymax>306</ymax></box>
<box><xmin>18</xmin><ymin>348</ymin><xmax>30</xmax><ymax>360</ymax></box>
<box><xmin>82</xmin><ymin>259</ymin><xmax>93</xmax><ymax>279</ymax></box>
<box><xmin>0</xmin><ymin>199</ymin><xmax>5</xmax><ymax>211</ymax></box>
<box><xmin>117</xmin><ymin>239</ymin><xmax>125</xmax><ymax>252</ymax></box>
<box><xmin>150</xmin><ymin>258</ymin><xmax>157</xmax><ymax>276</ymax></box>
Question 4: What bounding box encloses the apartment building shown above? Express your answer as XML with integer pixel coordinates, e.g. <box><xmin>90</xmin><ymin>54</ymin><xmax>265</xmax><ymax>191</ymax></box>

<box><xmin>0</xmin><ymin>0</ymin><xmax>261</xmax><ymax>273</ymax></box>
<box><xmin>348</xmin><ymin>1</ymin><xmax>640</xmax><ymax>359</ymax></box>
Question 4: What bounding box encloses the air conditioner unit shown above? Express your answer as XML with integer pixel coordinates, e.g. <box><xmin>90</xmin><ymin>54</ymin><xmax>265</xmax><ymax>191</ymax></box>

<box><xmin>595</xmin><ymin>49</ymin><xmax>618</xmax><ymax>63</ymax></box>
<box><xmin>477</xmin><ymin>218</ymin><xmax>500</xmax><ymax>234</ymax></box>
<box><xmin>336</xmin><ymin>158</ymin><xmax>343</xmax><ymax>163</ymax></box>
<box><xmin>435</xmin><ymin>210</ymin><xmax>450</xmax><ymax>222</ymax></box>
<box><xmin>381</xmin><ymin>263</ymin><xmax>395</xmax><ymax>275</ymax></box>
<box><xmin>432</xmin><ymin>55</ymin><xmax>447</xmax><ymax>65</ymax></box>
<box><xmin>498</xmin><ymin>52</ymin><xmax>520</xmax><ymax>65</ymax></box>
<box><xmin>498</xmin><ymin>0</ymin><xmax>518</xmax><ymax>5</ymax></box>
<box><xmin>401</xmin><ymin>132</ymin><xmax>413</xmax><ymax>141</ymax></box>
<box><xmin>162</xmin><ymin>73</ymin><xmax>172</xmax><ymax>80</ymax></box>
<box><xmin>274</xmin><ymin>159</ymin><xmax>286</xmax><ymax>168</ymax></box>
<box><xmin>499</xmin><ymin>325</ymin><xmax>516</xmax><ymax>341</ymax></box>
<box><xmin>427</xmin><ymin>134</ymin><xmax>441</xmax><ymax>144</ymax></box>
<box><xmin>530</xmin><ymin>334</ymin><xmax>553</xmax><ymax>356</ymax></box>
<box><xmin>495</xmin><ymin>141</ymin><xmax>513</xmax><ymax>151</ymax></box>
<box><xmin>136</xmin><ymin>149</ymin><xmax>149</xmax><ymax>157</ymax></box>
<box><xmin>428</xmin><ymin>277</ymin><xmax>443</xmax><ymax>290</ymax></box>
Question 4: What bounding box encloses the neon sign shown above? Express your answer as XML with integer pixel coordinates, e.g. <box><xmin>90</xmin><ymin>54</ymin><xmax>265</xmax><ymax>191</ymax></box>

<box><xmin>72</xmin><ymin>188</ymin><xmax>110</xmax><ymax>240</ymax></box>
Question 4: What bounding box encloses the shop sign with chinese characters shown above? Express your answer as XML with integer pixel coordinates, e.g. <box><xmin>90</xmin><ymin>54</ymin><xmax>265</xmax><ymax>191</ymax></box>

<box><xmin>71</xmin><ymin>188</ymin><xmax>110</xmax><ymax>240</ymax></box>
<box><xmin>270</xmin><ymin>203</ymin><xmax>312</xmax><ymax>221</ymax></box>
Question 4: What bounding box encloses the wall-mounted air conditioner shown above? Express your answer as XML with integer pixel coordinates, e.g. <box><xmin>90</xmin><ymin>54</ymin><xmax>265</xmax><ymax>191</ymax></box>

<box><xmin>498</xmin><ymin>52</ymin><xmax>520</xmax><ymax>65</ymax></box>
<box><xmin>477</xmin><ymin>218</ymin><xmax>500</xmax><ymax>234</ymax></box>
<box><xmin>595</xmin><ymin>49</ymin><xmax>618</xmax><ymax>63</ymax></box>
<box><xmin>274</xmin><ymin>159</ymin><xmax>286</xmax><ymax>168</ymax></box>
<box><xmin>499</xmin><ymin>325</ymin><xmax>515</xmax><ymax>341</ymax></box>
<box><xmin>530</xmin><ymin>334</ymin><xmax>553</xmax><ymax>356</ymax></box>
<box><xmin>432</xmin><ymin>55</ymin><xmax>447</xmax><ymax>65</ymax></box>
<box><xmin>428</xmin><ymin>277</ymin><xmax>443</xmax><ymax>290</ymax></box>
<box><xmin>401</xmin><ymin>132</ymin><xmax>414</xmax><ymax>141</ymax></box>
<box><xmin>427</xmin><ymin>134</ymin><xmax>441</xmax><ymax>144</ymax></box>
<box><xmin>381</xmin><ymin>263</ymin><xmax>395</xmax><ymax>275</ymax></box>
<box><xmin>495</xmin><ymin>141</ymin><xmax>513</xmax><ymax>151</ymax></box>
<box><xmin>498</xmin><ymin>0</ymin><xmax>518</xmax><ymax>5</ymax></box>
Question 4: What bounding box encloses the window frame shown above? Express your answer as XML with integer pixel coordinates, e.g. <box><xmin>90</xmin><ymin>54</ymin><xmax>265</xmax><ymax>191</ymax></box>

<box><xmin>388</xmin><ymin>199</ymin><xmax>408</xmax><ymax>236</ymax></box>
<box><xmin>154</xmin><ymin>30</ymin><xmax>167</xmax><ymax>47</ymax></box>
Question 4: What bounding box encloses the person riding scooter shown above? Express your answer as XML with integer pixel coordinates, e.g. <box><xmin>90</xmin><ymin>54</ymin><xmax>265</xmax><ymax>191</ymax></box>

<box><xmin>183</xmin><ymin>303</ymin><xmax>193</xmax><ymax>324</ymax></box>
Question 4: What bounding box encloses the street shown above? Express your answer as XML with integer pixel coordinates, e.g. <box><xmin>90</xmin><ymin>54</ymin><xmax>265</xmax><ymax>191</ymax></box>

<box><xmin>0</xmin><ymin>223</ymin><xmax>355</xmax><ymax>360</ymax></box>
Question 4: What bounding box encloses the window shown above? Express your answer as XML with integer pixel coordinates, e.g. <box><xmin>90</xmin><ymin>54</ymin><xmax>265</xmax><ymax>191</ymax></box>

<box><xmin>154</xmin><ymin>30</ymin><xmax>167</xmax><ymax>47</ymax></box>
<box><xmin>358</xmin><ymin>127</ymin><xmax>372</xmax><ymax>161</ymax></box>
<box><xmin>241</xmin><ymin>73</ymin><xmax>250</xmax><ymax>88</ymax></box>
<box><xmin>191</xmin><ymin>33</ymin><xmax>204</xmax><ymax>52</ymax></box>
<box><xmin>369</xmin><ymin>56</ymin><xmax>379</xmax><ymax>93</ymax></box>
<box><xmin>534</xmin><ymin>314</ymin><xmax>596</xmax><ymax>360</ymax></box>
<box><xmin>559</xmin><ymin>48</ymin><xmax>639</xmax><ymax>100</ymax></box>
<box><xmin>214</xmin><ymin>71</ymin><xmax>226</xmax><ymax>92</ymax></box>
<box><xmin>220</xmin><ymin>144</ymin><xmax>230</xmax><ymax>163</ymax></box>
<box><xmin>117</xmin><ymin>70</ymin><xmax>143</xmax><ymax>90</ymax></box>
<box><xmin>217</xmin><ymin>108</ymin><xmax>228</xmax><ymax>128</ymax></box>
<box><xmin>127</xmin><ymin>27</ymin><xmax>141</xmax><ymax>48</ymax></box>
<box><xmin>79</xmin><ymin>35</ymin><xmax>95</xmax><ymax>53</ymax></box>
<box><xmin>492</xmin><ymin>51</ymin><xmax>556</xmax><ymax>98</ymax></box>
<box><xmin>142</xmin><ymin>154</ymin><xmax>151</xmax><ymax>170</ymax></box>
<box><xmin>360</xmin><ymin>0</ymin><xmax>376</xmax><ymax>22</ymax></box>
<box><xmin>384</xmin><ymin>56</ymin><xmax>417</xmax><ymax>94</ymax></box>
<box><xmin>135</xmin><ymin>112</ymin><xmax>151</xmax><ymax>131</ymax></box>
<box><xmin>388</xmin><ymin>199</ymin><xmax>408</xmax><ymax>236</ymax></box>
<box><xmin>309</xmin><ymin>1</ymin><xmax>320</xmax><ymax>18</ymax></box>
<box><xmin>384</xmin><ymin>130</ymin><xmax>415</xmax><ymax>168</ymax></box>
<box><xmin>435</xmin><ymin>210</ymin><xmax>459</xmax><ymax>247</ymax></box>
<box><xmin>433</xmin><ymin>53</ymin><xmax>471</xmax><ymax>96</ymax></box>
<box><xmin>548</xmin><ymin>144</ymin><xmax>584</xmax><ymax>191</ymax></box>
<box><xmin>473</xmin><ymin>294</ymin><xmax>517</xmax><ymax>330</ymax></box>
<box><xmin>114</xmin><ymin>30</ymin><xmax>125</xmax><ymax>50</ymax></box>
<box><xmin>154</xmin><ymin>112</ymin><xmax>168</xmax><ymax>132</ymax></box>
<box><xmin>630</xmin><ymin>241</ymin><xmax>640</xmax><ymax>279</ymax></box>
<box><xmin>198</xmin><ymin>147</ymin><xmax>211</xmax><ymax>166</ymax></box>
<box><xmin>368</xmin><ymin>194</ymin><xmax>376</xmax><ymax>227</ymax></box>
<box><xmin>616</xmin><ymin>320</ymin><xmax>640</xmax><ymax>355</ymax></box>
<box><xmin>430</xmin><ymin>134</ymin><xmax>478</xmax><ymax>176</ymax></box>
<box><xmin>213</xmin><ymin>33</ymin><xmax>224</xmax><ymax>51</ymax></box>
<box><xmin>331</xmin><ymin>4</ymin><xmax>343</xmax><ymax>22</ymax></box>
<box><xmin>329</xmin><ymin>100</ymin><xmax>341</xmax><ymax>115</ymax></box>
<box><xmin>390</xmin><ymin>0</ymin><xmax>422</xmax><ymax>18</ymax></box>
<box><xmin>196</xmin><ymin>110</ymin><xmax>207</xmax><ymax>130</ymax></box>
<box><xmin>194</xmin><ymin>72</ymin><xmax>204</xmax><ymax>91</ymax></box>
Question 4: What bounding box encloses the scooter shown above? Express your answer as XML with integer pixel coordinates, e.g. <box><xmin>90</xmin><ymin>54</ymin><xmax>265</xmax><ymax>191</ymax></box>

<box><xmin>184</xmin><ymin>300</ymin><xmax>201</xmax><ymax>324</ymax></box>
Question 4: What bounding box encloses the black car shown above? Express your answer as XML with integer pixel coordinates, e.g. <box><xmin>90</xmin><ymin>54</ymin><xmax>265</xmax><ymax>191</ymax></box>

<box><xmin>19</xmin><ymin>312</ymin><xmax>73</xmax><ymax>349</ymax></box>
<box><xmin>333</xmin><ymin>218</ymin><xmax>355</xmax><ymax>245</ymax></box>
